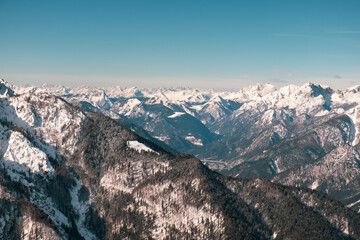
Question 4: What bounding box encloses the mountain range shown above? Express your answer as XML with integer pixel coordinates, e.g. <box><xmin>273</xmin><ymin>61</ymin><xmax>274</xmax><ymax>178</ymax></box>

<box><xmin>21</xmin><ymin>80</ymin><xmax>360</xmax><ymax>212</ymax></box>
<box><xmin>0</xmin><ymin>79</ymin><xmax>359</xmax><ymax>239</ymax></box>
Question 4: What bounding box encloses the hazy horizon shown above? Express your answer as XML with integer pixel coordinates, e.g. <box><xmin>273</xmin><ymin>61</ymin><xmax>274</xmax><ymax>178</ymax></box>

<box><xmin>1</xmin><ymin>1</ymin><xmax>359</xmax><ymax>90</ymax></box>
<box><xmin>2</xmin><ymin>76</ymin><xmax>359</xmax><ymax>92</ymax></box>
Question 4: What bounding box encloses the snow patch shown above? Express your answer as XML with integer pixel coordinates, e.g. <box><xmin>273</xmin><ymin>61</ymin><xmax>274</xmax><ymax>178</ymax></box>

<box><xmin>30</xmin><ymin>192</ymin><xmax>71</xmax><ymax>231</ymax></box>
<box><xmin>185</xmin><ymin>136</ymin><xmax>203</xmax><ymax>146</ymax></box>
<box><xmin>154</xmin><ymin>135</ymin><xmax>170</xmax><ymax>141</ymax></box>
<box><xmin>168</xmin><ymin>112</ymin><xmax>186</xmax><ymax>118</ymax></box>
<box><xmin>346</xmin><ymin>109</ymin><xmax>360</xmax><ymax>146</ymax></box>
<box><xmin>3</xmin><ymin>131</ymin><xmax>54</xmax><ymax>175</ymax></box>
<box><xmin>70</xmin><ymin>178</ymin><xmax>96</xmax><ymax>240</ymax></box>
<box><xmin>310</xmin><ymin>181</ymin><xmax>319</xmax><ymax>190</ymax></box>
<box><xmin>271</xmin><ymin>231</ymin><xmax>278</xmax><ymax>239</ymax></box>
<box><xmin>346</xmin><ymin>198</ymin><xmax>360</xmax><ymax>208</ymax></box>
<box><xmin>127</xmin><ymin>140</ymin><xmax>157</xmax><ymax>153</ymax></box>
<box><xmin>270</xmin><ymin>157</ymin><xmax>280</xmax><ymax>174</ymax></box>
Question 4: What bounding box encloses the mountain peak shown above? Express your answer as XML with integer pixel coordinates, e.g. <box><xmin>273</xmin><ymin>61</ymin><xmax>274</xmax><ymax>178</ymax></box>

<box><xmin>249</xmin><ymin>82</ymin><xmax>276</xmax><ymax>91</ymax></box>
<box><xmin>346</xmin><ymin>85</ymin><xmax>360</xmax><ymax>93</ymax></box>
<box><xmin>0</xmin><ymin>78</ymin><xmax>15</xmax><ymax>97</ymax></box>
<box><xmin>208</xmin><ymin>95</ymin><xmax>226</xmax><ymax>104</ymax></box>
<box><xmin>298</xmin><ymin>83</ymin><xmax>333</xmax><ymax>99</ymax></box>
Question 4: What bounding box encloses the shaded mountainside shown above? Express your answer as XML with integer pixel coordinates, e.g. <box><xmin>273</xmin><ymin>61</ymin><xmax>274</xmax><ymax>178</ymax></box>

<box><xmin>0</xmin><ymin>86</ymin><xmax>358</xmax><ymax>239</ymax></box>
<box><xmin>218</xmin><ymin>114</ymin><xmax>360</xmax><ymax>211</ymax></box>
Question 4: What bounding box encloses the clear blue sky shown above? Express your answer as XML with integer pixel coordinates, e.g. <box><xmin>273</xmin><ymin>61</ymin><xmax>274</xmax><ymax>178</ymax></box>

<box><xmin>0</xmin><ymin>0</ymin><xmax>359</xmax><ymax>89</ymax></box>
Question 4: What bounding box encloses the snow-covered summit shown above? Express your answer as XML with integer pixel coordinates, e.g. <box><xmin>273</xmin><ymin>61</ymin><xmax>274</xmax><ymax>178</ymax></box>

<box><xmin>346</xmin><ymin>85</ymin><xmax>360</xmax><ymax>93</ymax></box>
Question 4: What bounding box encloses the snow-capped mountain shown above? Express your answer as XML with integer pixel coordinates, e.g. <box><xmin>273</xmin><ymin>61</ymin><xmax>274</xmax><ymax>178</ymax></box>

<box><xmin>0</xmin><ymin>79</ymin><xmax>359</xmax><ymax>239</ymax></box>
<box><xmin>193</xmin><ymin>83</ymin><xmax>360</xmax><ymax>211</ymax></box>
<box><xmin>14</xmin><ymin>80</ymin><xmax>360</xmax><ymax>212</ymax></box>
<box><xmin>19</xmin><ymin>83</ymin><xmax>282</xmax><ymax>152</ymax></box>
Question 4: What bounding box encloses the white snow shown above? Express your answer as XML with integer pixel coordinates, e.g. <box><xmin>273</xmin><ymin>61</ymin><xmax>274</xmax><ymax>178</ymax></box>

<box><xmin>3</xmin><ymin>93</ymin><xmax>85</xmax><ymax>156</ymax></box>
<box><xmin>346</xmin><ymin>108</ymin><xmax>360</xmax><ymax>146</ymax></box>
<box><xmin>3</xmin><ymin>131</ymin><xmax>54</xmax><ymax>175</ymax></box>
<box><xmin>271</xmin><ymin>231</ymin><xmax>278</xmax><ymax>239</ymax></box>
<box><xmin>270</xmin><ymin>158</ymin><xmax>280</xmax><ymax>174</ymax></box>
<box><xmin>168</xmin><ymin>112</ymin><xmax>186</xmax><ymax>118</ymax></box>
<box><xmin>70</xmin><ymin>178</ymin><xmax>96</xmax><ymax>240</ymax></box>
<box><xmin>127</xmin><ymin>140</ymin><xmax>157</xmax><ymax>153</ymax></box>
<box><xmin>310</xmin><ymin>181</ymin><xmax>319</xmax><ymax>190</ymax></box>
<box><xmin>185</xmin><ymin>135</ymin><xmax>203</xmax><ymax>146</ymax></box>
<box><xmin>190</xmin><ymin>104</ymin><xmax>203</xmax><ymax>111</ymax></box>
<box><xmin>0</xmin><ymin>90</ymin><xmax>91</xmax><ymax>238</ymax></box>
<box><xmin>346</xmin><ymin>198</ymin><xmax>360</xmax><ymax>208</ymax></box>
<box><xmin>154</xmin><ymin>135</ymin><xmax>170</xmax><ymax>141</ymax></box>
<box><xmin>29</xmin><ymin>190</ymin><xmax>71</xmax><ymax>232</ymax></box>
<box><xmin>113</xmin><ymin>98</ymin><xmax>145</xmax><ymax>118</ymax></box>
